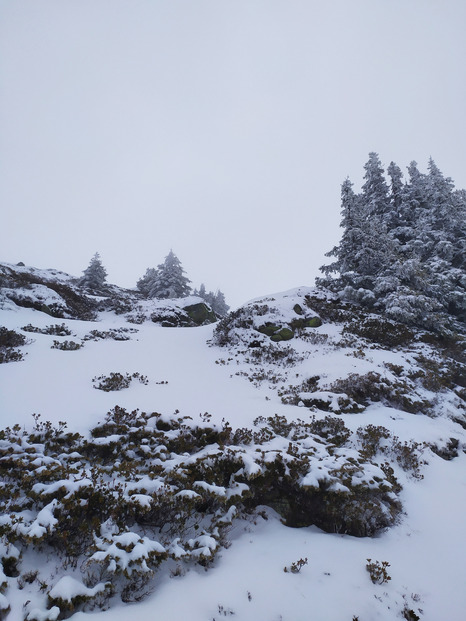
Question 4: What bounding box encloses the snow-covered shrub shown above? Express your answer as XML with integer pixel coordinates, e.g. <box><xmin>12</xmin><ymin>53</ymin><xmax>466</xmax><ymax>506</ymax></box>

<box><xmin>328</xmin><ymin>372</ymin><xmax>433</xmax><ymax>415</ymax></box>
<box><xmin>429</xmin><ymin>437</ymin><xmax>460</xmax><ymax>461</ymax></box>
<box><xmin>342</xmin><ymin>316</ymin><xmax>415</xmax><ymax>349</ymax></box>
<box><xmin>0</xmin><ymin>327</ymin><xmax>26</xmax><ymax>348</ymax></box>
<box><xmin>0</xmin><ymin>327</ymin><xmax>27</xmax><ymax>363</ymax></box>
<box><xmin>51</xmin><ymin>340</ymin><xmax>83</xmax><ymax>351</ymax></box>
<box><xmin>0</xmin><ymin>408</ymin><xmax>406</xmax><ymax>614</ymax></box>
<box><xmin>22</xmin><ymin>323</ymin><xmax>73</xmax><ymax>336</ymax></box>
<box><xmin>92</xmin><ymin>372</ymin><xmax>148</xmax><ymax>392</ymax></box>
<box><xmin>84</xmin><ymin>328</ymin><xmax>137</xmax><ymax>342</ymax></box>
<box><xmin>47</xmin><ymin>576</ymin><xmax>112</xmax><ymax>617</ymax></box>
<box><xmin>357</xmin><ymin>425</ymin><xmax>391</xmax><ymax>459</ymax></box>
<box><xmin>390</xmin><ymin>439</ymin><xmax>424</xmax><ymax>479</ymax></box>
<box><xmin>0</xmin><ymin>348</ymin><xmax>24</xmax><ymax>364</ymax></box>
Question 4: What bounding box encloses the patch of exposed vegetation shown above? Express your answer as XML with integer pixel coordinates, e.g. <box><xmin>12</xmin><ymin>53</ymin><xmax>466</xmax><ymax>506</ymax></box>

<box><xmin>0</xmin><ymin>327</ymin><xmax>27</xmax><ymax>364</ymax></box>
<box><xmin>22</xmin><ymin>323</ymin><xmax>73</xmax><ymax>336</ymax></box>
<box><xmin>92</xmin><ymin>372</ymin><xmax>149</xmax><ymax>391</ymax></box>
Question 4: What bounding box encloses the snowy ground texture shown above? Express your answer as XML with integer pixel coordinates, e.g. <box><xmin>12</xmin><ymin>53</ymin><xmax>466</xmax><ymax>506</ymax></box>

<box><xmin>1</xmin><ymin>263</ymin><xmax>466</xmax><ymax>621</ymax></box>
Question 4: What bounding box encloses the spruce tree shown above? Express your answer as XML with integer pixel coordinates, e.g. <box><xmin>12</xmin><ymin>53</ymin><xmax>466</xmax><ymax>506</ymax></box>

<box><xmin>195</xmin><ymin>283</ymin><xmax>230</xmax><ymax>316</ymax></box>
<box><xmin>136</xmin><ymin>268</ymin><xmax>158</xmax><ymax>298</ymax></box>
<box><xmin>80</xmin><ymin>253</ymin><xmax>107</xmax><ymax>291</ymax></box>
<box><xmin>210</xmin><ymin>290</ymin><xmax>230</xmax><ymax>316</ymax></box>
<box><xmin>319</xmin><ymin>154</ymin><xmax>466</xmax><ymax>328</ymax></box>
<box><xmin>149</xmin><ymin>250</ymin><xmax>191</xmax><ymax>299</ymax></box>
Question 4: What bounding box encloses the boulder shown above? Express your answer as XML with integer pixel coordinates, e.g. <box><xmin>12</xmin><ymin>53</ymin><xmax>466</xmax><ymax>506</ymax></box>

<box><xmin>184</xmin><ymin>302</ymin><xmax>217</xmax><ymax>326</ymax></box>
<box><xmin>270</xmin><ymin>327</ymin><xmax>294</xmax><ymax>342</ymax></box>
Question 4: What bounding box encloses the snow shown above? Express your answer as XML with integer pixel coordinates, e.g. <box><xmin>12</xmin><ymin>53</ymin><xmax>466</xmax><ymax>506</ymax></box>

<box><xmin>25</xmin><ymin>607</ymin><xmax>60</xmax><ymax>621</ymax></box>
<box><xmin>1</xmin><ymin>278</ymin><xmax>466</xmax><ymax>620</ymax></box>
<box><xmin>48</xmin><ymin>576</ymin><xmax>108</xmax><ymax>602</ymax></box>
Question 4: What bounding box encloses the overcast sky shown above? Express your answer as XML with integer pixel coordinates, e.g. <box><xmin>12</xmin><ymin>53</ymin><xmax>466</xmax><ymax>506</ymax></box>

<box><xmin>1</xmin><ymin>0</ymin><xmax>465</xmax><ymax>308</ymax></box>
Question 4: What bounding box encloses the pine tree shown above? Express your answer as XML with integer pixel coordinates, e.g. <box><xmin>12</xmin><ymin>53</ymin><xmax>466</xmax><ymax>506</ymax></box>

<box><xmin>361</xmin><ymin>152</ymin><xmax>390</xmax><ymax>219</ymax></box>
<box><xmin>319</xmin><ymin>167</ymin><xmax>396</xmax><ymax>307</ymax></box>
<box><xmin>319</xmin><ymin>155</ymin><xmax>466</xmax><ymax>328</ymax></box>
<box><xmin>195</xmin><ymin>283</ymin><xmax>230</xmax><ymax>316</ymax></box>
<box><xmin>198</xmin><ymin>283</ymin><xmax>207</xmax><ymax>299</ymax></box>
<box><xmin>136</xmin><ymin>268</ymin><xmax>158</xmax><ymax>298</ymax></box>
<box><xmin>149</xmin><ymin>250</ymin><xmax>191</xmax><ymax>299</ymax></box>
<box><xmin>210</xmin><ymin>290</ymin><xmax>230</xmax><ymax>316</ymax></box>
<box><xmin>80</xmin><ymin>253</ymin><xmax>107</xmax><ymax>291</ymax></box>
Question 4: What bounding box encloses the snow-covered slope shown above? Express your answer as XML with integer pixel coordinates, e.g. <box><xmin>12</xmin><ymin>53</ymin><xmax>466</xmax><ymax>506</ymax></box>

<box><xmin>1</xmin><ymin>269</ymin><xmax>465</xmax><ymax>621</ymax></box>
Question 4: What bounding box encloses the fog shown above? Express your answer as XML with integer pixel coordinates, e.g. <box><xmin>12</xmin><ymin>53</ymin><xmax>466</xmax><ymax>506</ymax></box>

<box><xmin>1</xmin><ymin>0</ymin><xmax>465</xmax><ymax>307</ymax></box>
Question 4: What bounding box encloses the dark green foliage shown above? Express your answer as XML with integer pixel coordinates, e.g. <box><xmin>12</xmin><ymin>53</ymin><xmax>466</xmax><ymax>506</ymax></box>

<box><xmin>343</xmin><ymin>316</ymin><xmax>415</xmax><ymax>349</ymax></box>
<box><xmin>0</xmin><ymin>327</ymin><xmax>26</xmax><ymax>348</ymax></box>
<box><xmin>0</xmin><ymin>327</ymin><xmax>26</xmax><ymax>363</ymax></box>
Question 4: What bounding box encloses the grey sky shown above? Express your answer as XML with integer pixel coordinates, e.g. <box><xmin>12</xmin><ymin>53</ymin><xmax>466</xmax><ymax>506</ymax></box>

<box><xmin>1</xmin><ymin>0</ymin><xmax>465</xmax><ymax>307</ymax></box>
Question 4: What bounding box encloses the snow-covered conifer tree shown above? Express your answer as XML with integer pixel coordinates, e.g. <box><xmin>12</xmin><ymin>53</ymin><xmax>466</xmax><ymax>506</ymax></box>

<box><xmin>80</xmin><ymin>253</ymin><xmax>107</xmax><ymax>291</ymax></box>
<box><xmin>149</xmin><ymin>250</ymin><xmax>191</xmax><ymax>299</ymax></box>
<box><xmin>210</xmin><ymin>290</ymin><xmax>230</xmax><ymax>316</ymax></box>
<box><xmin>136</xmin><ymin>268</ymin><xmax>158</xmax><ymax>298</ymax></box>
<box><xmin>198</xmin><ymin>283</ymin><xmax>207</xmax><ymax>299</ymax></box>
<box><xmin>319</xmin><ymin>155</ymin><xmax>466</xmax><ymax>327</ymax></box>
<box><xmin>195</xmin><ymin>283</ymin><xmax>230</xmax><ymax>316</ymax></box>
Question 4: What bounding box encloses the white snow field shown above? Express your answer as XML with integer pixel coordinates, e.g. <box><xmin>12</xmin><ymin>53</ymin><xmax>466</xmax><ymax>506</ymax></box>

<box><xmin>1</xmin><ymin>281</ymin><xmax>466</xmax><ymax>621</ymax></box>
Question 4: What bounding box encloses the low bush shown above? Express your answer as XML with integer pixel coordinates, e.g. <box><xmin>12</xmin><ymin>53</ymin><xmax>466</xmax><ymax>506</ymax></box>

<box><xmin>22</xmin><ymin>323</ymin><xmax>73</xmax><ymax>336</ymax></box>
<box><xmin>0</xmin><ymin>348</ymin><xmax>24</xmax><ymax>364</ymax></box>
<box><xmin>343</xmin><ymin>316</ymin><xmax>415</xmax><ymax>349</ymax></box>
<box><xmin>0</xmin><ymin>327</ymin><xmax>26</xmax><ymax>348</ymax></box>
<box><xmin>0</xmin><ymin>408</ymin><xmax>405</xmax><ymax>615</ymax></box>
<box><xmin>0</xmin><ymin>327</ymin><xmax>27</xmax><ymax>364</ymax></box>
<box><xmin>84</xmin><ymin>328</ymin><xmax>137</xmax><ymax>342</ymax></box>
<box><xmin>92</xmin><ymin>372</ymin><xmax>148</xmax><ymax>392</ymax></box>
<box><xmin>366</xmin><ymin>559</ymin><xmax>391</xmax><ymax>584</ymax></box>
<box><xmin>51</xmin><ymin>340</ymin><xmax>83</xmax><ymax>351</ymax></box>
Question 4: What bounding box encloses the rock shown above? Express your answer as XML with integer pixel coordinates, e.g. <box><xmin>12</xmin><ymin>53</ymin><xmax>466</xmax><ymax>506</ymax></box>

<box><xmin>258</xmin><ymin>323</ymin><xmax>281</xmax><ymax>337</ymax></box>
<box><xmin>184</xmin><ymin>302</ymin><xmax>217</xmax><ymax>325</ymax></box>
<box><xmin>270</xmin><ymin>327</ymin><xmax>294</xmax><ymax>342</ymax></box>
